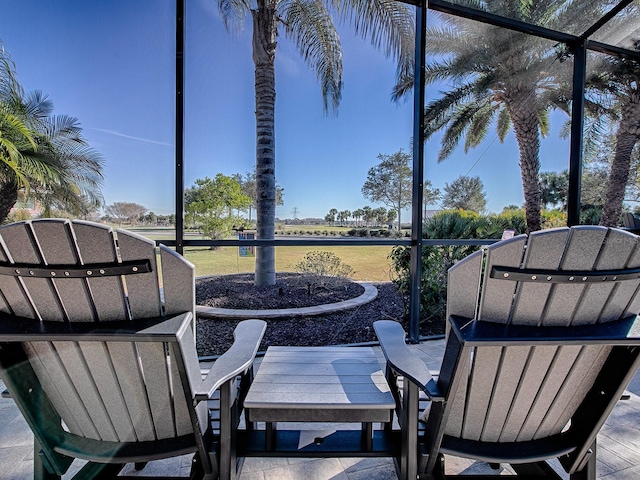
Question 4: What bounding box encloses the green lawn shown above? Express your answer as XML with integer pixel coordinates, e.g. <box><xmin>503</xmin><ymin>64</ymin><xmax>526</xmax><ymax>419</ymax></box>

<box><xmin>183</xmin><ymin>245</ymin><xmax>394</xmax><ymax>281</ymax></box>
<box><xmin>122</xmin><ymin>227</ymin><xmax>396</xmax><ymax>281</ymax></box>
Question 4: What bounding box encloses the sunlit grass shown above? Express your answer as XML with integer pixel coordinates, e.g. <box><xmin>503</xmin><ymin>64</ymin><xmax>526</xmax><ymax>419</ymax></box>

<box><xmin>122</xmin><ymin>227</ymin><xmax>395</xmax><ymax>281</ymax></box>
<box><xmin>183</xmin><ymin>245</ymin><xmax>394</xmax><ymax>281</ymax></box>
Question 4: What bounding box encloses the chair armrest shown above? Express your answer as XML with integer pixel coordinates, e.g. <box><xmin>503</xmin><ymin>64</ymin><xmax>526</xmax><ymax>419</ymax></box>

<box><xmin>195</xmin><ymin>319</ymin><xmax>266</xmax><ymax>402</ymax></box>
<box><xmin>373</xmin><ymin>320</ymin><xmax>443</xmax><ymax>401</ymax></box>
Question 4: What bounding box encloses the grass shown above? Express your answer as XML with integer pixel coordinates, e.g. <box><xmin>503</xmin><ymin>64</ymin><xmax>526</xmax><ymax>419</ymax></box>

<box><xmin>122</xmin><ymin>227</ymin><xmax>396</xmax><ymax>281</ymax></box>
<box><xmin>183</xmin><ymin>245</ymin><xmax>394</xmax><ymax>281</ymax></box>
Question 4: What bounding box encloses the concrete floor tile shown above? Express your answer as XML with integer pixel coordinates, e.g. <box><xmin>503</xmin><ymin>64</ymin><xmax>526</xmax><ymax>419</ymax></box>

<box><xmin>346</xmin><ymin>461</ymin><xmax>398</xmax><ymax>480</ymax></box>
<box><xmin>598</xmin><ymin>464</ymin><xmax>640</xmax><ymax>479</ymax></box>
<box><xmin>282</xmin><ymin>458</ymin><xmax>349</xmax><ymax>480</ymax></box>
<box><xmin>241</xmin><ymin>457</ymin><xmax>291</xmax><ymax>473</ymax></box>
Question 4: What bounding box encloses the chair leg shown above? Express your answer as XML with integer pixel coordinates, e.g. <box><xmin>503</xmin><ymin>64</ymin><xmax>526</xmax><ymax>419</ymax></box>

<box><xmin>398</xmin><ymin>379</ymin><xmax>420</xmax><ymax>480</ymax></box>
<box><xmin>417</xmin><ymin>454</ymin><xmax>444</xmax><ymax>480</ymax></box>
<box><xmin>191</xmin><ymin>452</ymin><xmax>218</xmax><ymax>480</ymax></box>
<box><xmin>570</xmin><ymin>442</ymin><xmax>597</xmax><ymax>480</ymax></box>
<box><xmin>219</xmin><ymin>379</ymin><xmax>241</xmax><ymax>480</ymax></box>
<box><xmin>34</xmin><ymin>438</ymin><xmax>60</xmax><ymax>480</ymax></box>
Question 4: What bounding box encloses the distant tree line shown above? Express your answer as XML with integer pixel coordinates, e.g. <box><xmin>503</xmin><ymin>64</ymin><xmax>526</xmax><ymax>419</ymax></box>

<box><xmin>101</xmin><ymin>201</ymin><xmax>175</xmax><ymax>227</ymax></box>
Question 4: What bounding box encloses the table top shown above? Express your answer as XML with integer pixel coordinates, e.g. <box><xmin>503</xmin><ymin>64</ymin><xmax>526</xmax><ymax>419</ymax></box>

<box><xmin>244</xmin><ymin>346</ymin><xmax>396</xmax><ymax>415</ymax></box>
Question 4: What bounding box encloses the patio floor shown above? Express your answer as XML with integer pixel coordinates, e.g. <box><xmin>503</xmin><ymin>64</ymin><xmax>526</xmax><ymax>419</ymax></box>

<box><xmin>2</xmin><ymin>338</ymin><xmax>640</xmax><ymax>479</ymax></box>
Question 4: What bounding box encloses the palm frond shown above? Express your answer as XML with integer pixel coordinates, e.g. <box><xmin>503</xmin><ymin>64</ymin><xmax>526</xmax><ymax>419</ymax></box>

<box><xmin>496</xmin><ymin>106</ymin><xmax>511</xmax><ymax>141</ymax></box>
<box><xmin>284</xmin><ymin>0</ymin><xmax>342</xmax><ymax>113</ymax></box>
<box><xmin>0</xmin><ymin>42</ymin><xmax>23</xmax><ymax>102</ymax></box>
<box><xmin>335</xmin><ymin>0</ymin><xmax>414</xmax><ymax>95</ymax></box>
<box><xmin>439</xmin><ymin>101</ymin><xmax>487</xmax><ymax>161</ymax></box>
<box><xmin>22</xmin><ymin>90</ymin><xmax>53</xmax><ymax>121</ymax></box>
<box><xmin>217</xmin><ymin>0</ymin><xmax>252</xmax><ymax>31</ymax></box>
<box><xmin>538</xmin><ymin>108</ymin><xmax>550</xmax><ymax>137</ymax></box>
<box><xmin>465</xmin><ymin>102</ymin><xmax>496</xmax><ymax>151</ymax></box>
<box><xmin>391</xmin><ymin>71</ymin><xmax>413</xmax><ymax>101</ymax></box>
<box><xmin>423</xmin><ymin>82</ymin><xmax>478</xmax><ymax>137</ymax></box>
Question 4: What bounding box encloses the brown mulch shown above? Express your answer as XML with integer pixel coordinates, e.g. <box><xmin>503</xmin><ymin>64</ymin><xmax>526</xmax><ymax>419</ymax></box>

<box><xmin>195</xmin><ymin>273</ymin><xmax>445</xmax><ymax>357</ymax></box>
<box><xmin>195</xmin><ymin>272</ymin><xmax>365</xmax><ymax>309</ymax></box>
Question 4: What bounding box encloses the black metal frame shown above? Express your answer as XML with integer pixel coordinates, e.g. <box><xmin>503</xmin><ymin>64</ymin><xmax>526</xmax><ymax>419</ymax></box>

<box><xmin>172</xmin><ymin>0</ymin><xmax>640</xmax><ymax>341</ymax></box>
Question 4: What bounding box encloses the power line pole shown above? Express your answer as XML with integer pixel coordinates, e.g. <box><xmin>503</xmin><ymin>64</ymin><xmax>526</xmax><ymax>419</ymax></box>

<box><xmin>291</xmin><ymin>207</ymin><xmax>300</xmax><ymax>220</ymax></box>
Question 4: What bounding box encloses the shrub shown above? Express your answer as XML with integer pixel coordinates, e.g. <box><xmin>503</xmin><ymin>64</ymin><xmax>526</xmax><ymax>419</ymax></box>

<box><xmin>391</xmin><ymin>210</ymin><xmax>495</xmax><ymax>326</ymax></box>
<box><xmin>580</xmin><ymin>206</ymin><xmax>602</xmax><ymax>225</ymax></box>
<box><xmin>542</xmin><ymin>209</ymin><xmax>567</xmax><ymax>229</ymax></box>
<box><xmin>295</xmin><ymin>251</ymin><xmax>355</xmax><ymax>293</ymax></box>
<box><xmin>6</xmin><ymin>209</ymin><xmax>32</xmax><ymax>224</ymax></box>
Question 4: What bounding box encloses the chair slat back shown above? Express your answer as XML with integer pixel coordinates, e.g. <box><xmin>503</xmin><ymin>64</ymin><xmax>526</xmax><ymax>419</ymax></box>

<box><xmin>457</xmin><ymin>226</ymin><xmax>640</xmax><ymax>326</ymax></box>
<box><xmin>72</xmin><ymin>221</ymin><xmax>129</xmax><ymax>321</ymax></box>
<box><xmin>0</xmin><ymin>219</ymin><xmax>201</xmax><ymax>445</ymax></box>
<box><xmin>444</xmin><ymin>226</ymin><xmax>640</xmax><ymax>443</ymax></box>
<box><xmin>160</xmin><ymin>245</ymin><xmax>196</xmax><ymax>316</ymax></box>
<box><xmin>23</xmin><ymin>338</ymin><xmax>201</xmax><ymax>442</ymax></box>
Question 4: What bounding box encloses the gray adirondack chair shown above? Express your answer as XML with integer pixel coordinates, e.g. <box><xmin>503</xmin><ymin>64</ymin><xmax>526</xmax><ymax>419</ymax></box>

<box><xmin>375</xmin><ymin>226</ymin><xmax>640</xmax><ymax>480</ymax></box>
<box><xmin>0</xmin><ymin>219</ymin><xmax>265</xmax><ymax>480</ymax></box>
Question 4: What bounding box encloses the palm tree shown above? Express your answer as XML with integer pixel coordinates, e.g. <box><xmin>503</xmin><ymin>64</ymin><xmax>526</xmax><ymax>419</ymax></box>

<box><xmin>216</xmin><ymin>0</ymin><xmax>414</xmax><ymax>285</ymax></box>
<box><xmin>362</xmin><ymin>205</ymin><xmax>374</xmax><ymax>226</ymax></box>
<box><xmin>393</xmin><ymin>1</ymin><xmax>601</xmax><ymax>233</ymax></box>
<box><xmin>352</xmin><ymin>207</ymin><xmax>364</xmax><ymax>226</ymax></box>
<box><xmin>0</xmin><ymin>45</ymin><xmax>104</xmax><ymax>223</ymax></box>
<box><xmin>592</xmin><ymin>51</ymin><xmax>640</xmax><ymax>226</ymax></box>
<box><xmin>0</xmin><ymin>46</ymin><xmax>38</xmax><ymax>218</ymax></box>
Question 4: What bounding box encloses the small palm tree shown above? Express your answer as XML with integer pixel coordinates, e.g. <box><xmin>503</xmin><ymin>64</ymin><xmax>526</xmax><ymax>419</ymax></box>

<box><xmin>0</xmin><ymin>44</ymin><xmax>103</xmax><ymax>223</ymax></box>
<box><xmin>394</xmin><ymin>1</ymin><xmax>602</xmax><ymax>233</ymax></box>
<box><xmin>216</xmin><ymin>0</ymin><xmax>414</xmax><ymax>285</ymax></box>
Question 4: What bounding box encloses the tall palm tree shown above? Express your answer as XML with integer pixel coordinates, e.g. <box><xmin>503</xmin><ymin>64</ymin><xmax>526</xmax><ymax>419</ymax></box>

<box><xmin>592</xmin><ymin>51</ymin><xmax>640</xmax><ymax>226</ymax></box>
<box><xmin>216</xmin><ymin>0</ymin><xmax>414</xmax><ymax>285</ymax></box>
<box><xmin>394</xmin><ymin>1</ymin><xmax>602</xmax><ymax>233</ymax></box>
<box><xmin>0</xmin><ymin>44</ymin><xmax>104</xmax><ymax>223</ymax></box>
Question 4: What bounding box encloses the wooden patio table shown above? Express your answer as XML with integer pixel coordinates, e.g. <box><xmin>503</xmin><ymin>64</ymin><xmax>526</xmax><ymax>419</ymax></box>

<box><xmin>243</xmin><ymin>345</ymin><xmax>396</xmax><ymax>453</ymax></box>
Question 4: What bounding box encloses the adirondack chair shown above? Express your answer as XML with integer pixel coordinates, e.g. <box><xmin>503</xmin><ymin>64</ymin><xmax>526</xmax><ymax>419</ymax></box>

<box><xmin>623</xmin><ymin>211</ymin><xmax>640</xmax><ymax>230</ymax></box>
<box><xmin>375</xmin><ymin>226</ymin><xmax>640</xmax><ymax>480</ymax></box>
<box><xmin>0</xmin><ymin>219</ymin><xmax>266</xmax><ymax>480</ymax></box>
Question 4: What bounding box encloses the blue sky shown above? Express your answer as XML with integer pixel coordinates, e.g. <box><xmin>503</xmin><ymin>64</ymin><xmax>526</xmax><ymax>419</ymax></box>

<box><xmin>0</xmin><ymin>0</ymin><xmax>571</xmax><ymax>219</ymax></box>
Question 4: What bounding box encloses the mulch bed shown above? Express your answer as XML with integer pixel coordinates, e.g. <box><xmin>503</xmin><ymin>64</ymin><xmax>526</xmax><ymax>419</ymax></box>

<box><xmin>195</xmin><ymin>273</ymin><xmax>445</xmax><ymax>357</ymax></box>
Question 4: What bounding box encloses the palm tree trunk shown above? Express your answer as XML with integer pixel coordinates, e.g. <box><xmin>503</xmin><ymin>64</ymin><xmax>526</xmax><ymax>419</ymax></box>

<box><xmin>0</xmin><ymin>181</ymin><xmax>19</xmax><ymax>224</ymax></box>
<box><xmin>252</xmin><ymin>1</ymin><xmax>278</xmax><ymax>286</ymax></box>
<box><xmin>507</xmin><ymin>93</ymin><xmax>542</xmax><ymax>233</ymax></box>
<box><xmin>600</xmin><ymin>97</ymin><xmax>640</xmax><ymax>227</ymax></box>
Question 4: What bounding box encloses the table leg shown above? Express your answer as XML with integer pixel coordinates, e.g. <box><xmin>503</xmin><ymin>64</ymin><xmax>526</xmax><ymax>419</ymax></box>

<box><xmin>361</xmin><ymin>422</ymin><xmax>373</xmax><ymax>451</ymax></box>
<box><xmin>266</xmin><ymin>422</ymin><xmax>277</xmax><ymax>451</ymax></box>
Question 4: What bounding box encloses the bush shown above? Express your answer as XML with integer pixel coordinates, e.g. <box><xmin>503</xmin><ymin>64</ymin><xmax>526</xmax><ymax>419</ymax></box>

<box><xmin>5</xmin><ymin>209</ymin><xmax>32</xmax><ymax>224</ymax></box>
<box><xmin>391</xmin><ymin>210</ymin><xmax>496</xmax><ymax>326</ymax></box>
<box><xmin>580</xmin><ymin>205</ymin><xmax>602</xmax><ymax>225</ymax></box>
<box><xmin>542</xmin><ymin>209</ymin><xmax>567</xmax><ymax>229</ymax></box>
<box><xmin>295</xmin><ymin>251</ymin><xmax>355</xmax><ymax>293</ymax></box>
<box><xmin>390</xmin><ymin>208</ymin><xmax>590</xmax><ymax>326</ymax></box>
